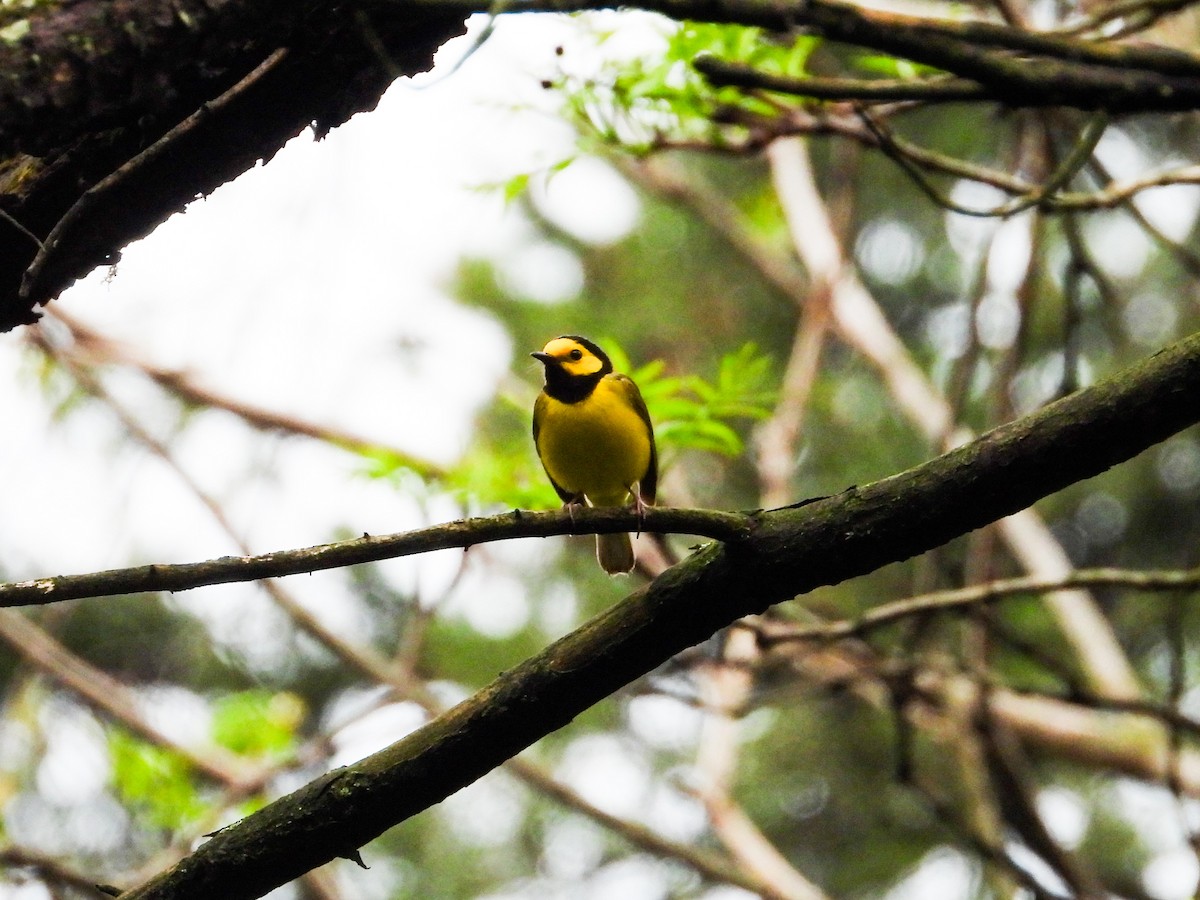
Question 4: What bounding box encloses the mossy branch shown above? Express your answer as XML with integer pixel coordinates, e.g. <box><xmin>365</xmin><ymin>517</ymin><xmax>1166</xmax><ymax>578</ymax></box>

<box><xmin>112</xmin><ymin>332</ymin><xmax>1200</xmax><ymax>899</ymax></box>
<box><xmin>7</xmin><ymin>0</ymin><xmax>1200</xmax><ymax>330</ymax></box>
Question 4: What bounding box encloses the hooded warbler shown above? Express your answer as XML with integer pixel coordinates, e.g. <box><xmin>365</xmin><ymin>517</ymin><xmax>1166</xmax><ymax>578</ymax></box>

<box><xmin>531</xmin><ymin>336</ymin><xmax>657</xmax><ymax>574</ymax></box>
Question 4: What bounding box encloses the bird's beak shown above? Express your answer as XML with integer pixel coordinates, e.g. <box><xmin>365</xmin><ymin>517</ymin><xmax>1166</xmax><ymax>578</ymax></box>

<box><xmin>530</xmin><ymin>351</ymin><xmax>554</xmax><ymax>364</ymax></box>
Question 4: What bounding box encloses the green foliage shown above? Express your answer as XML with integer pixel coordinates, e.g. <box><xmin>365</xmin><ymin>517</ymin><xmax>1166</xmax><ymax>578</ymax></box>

<box><xmin>19</xmin><ymin>346</ymin><xmax>88</xmax><ymax>422</ymax></box>
<box><xmin>616</xmin><ymin>339</ymin><xmax>776</xmax><ymax>458</ymax></box>
<box><xmin>554</xmin><ymin>21</ymin><xmax>819</xmax><ymax>150</ymax></box>
<box><xmin>445</xmin><ymin>394</ymin><xmax>561</xmax><ymax>510</ymax></box>
<box><xmin>376</xmin><ymin>340</ymin><xmax>778</xmax><ymax>510</ymax></box>
<box><xmin>501</xmin><ymin>171</ymin><xmax>531</xmax><ymax>206</ymax></box>
<box><xmin>488</xmin><ymin>157</ymin><xmax>576</xmax><ymax>209</ymax></box>
<box><xmin>848</xmin><ymin>52</ymin><xmax>935</xmax><ymax>80</ymax></box>
<box><xmin>211</xmin><ymin>690</ymin><xmax>304</xmax><ymax>759</ymax></box>
<box><xmin>108</xmin><ymin>730</ymin><xmax>205</xmax><ymax>832</ymax></box>
<box><xmin>107</xmin><ymin>694</ymin><xmax>300</xmax><ymax>835</ymax></box>
<box><xmin>356</xmin><ymin>446</ymin><xmax>446</xmax><ymax>483</ymax></box>
<box><xmin>547</xmin><ymin>19</ymin><xmax>951</xmax><ymax>156</ymax></box>
<box><xmin>679</xmin><ymin>22</ymin><xmax>817</xmax><ymax>77</ymax></box>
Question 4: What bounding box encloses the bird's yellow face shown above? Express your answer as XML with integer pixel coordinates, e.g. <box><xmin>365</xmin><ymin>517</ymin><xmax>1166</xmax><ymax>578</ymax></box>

<box><xmin>537</xmin><ymin>337</ymin><xmax>606</xmax><ymax>378</ymax></box>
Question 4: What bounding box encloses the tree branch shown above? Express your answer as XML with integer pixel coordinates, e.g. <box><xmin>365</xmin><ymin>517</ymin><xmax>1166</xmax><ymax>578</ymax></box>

<box><xmin>37</xmin><ymin>310</ymin><xmax>449</xmax><ymax>479</ymax></box>
<box><xmin>0</xmin><ymin>847</ymin><xmax>109</xmax><ymax>897</ymax></box>
<box><xmin>6</xmin><ymin>0</ymin><xmax>1200</xmax><ymax>329</ymax></box>
<box><xmin>0</xmin><ymin>507</ymin><xmax>755</xmax><ymax>608</ymax></box>
<box><xmin>0</xmin><ymin>0</ymin><xmax>465</xmax><ymax>331</ymax></box>
<box><xmin>755</xmin><ymin>566</ymin><xmax>1200</xmax><ymax>645</ymax></box>
<box><xmin>109</xmin><ymin>330</ymin><xmax>1200</xmax><ymax>899</ymax></box>
<box><xmin>409</xmin><ymin>0</ymin><xmax>1200</xmax><ymax>110</ymax></box>
<box><xmin>694</xmin><ymin>56</ymin><xmax>991</xmax><ymax>104</ymax></box>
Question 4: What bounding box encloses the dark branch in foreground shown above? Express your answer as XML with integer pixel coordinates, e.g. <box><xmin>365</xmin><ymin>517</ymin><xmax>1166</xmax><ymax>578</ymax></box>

<box><xmin>694</xmin><ymin>56</ymin><xmax>992</xmax><ymax>103</ymax></box>
<box><xmin>0</xmin><ymin>507</ymin><xmax>752</xmax><ymax>608</ymax></box>
<box><xmin>409</xmin><ymin>0</ymin><xmax>1200</xmax><ymax>111</ymax></box>
<box><xmin>7</xmin><ymin>0</ymin><xmax>1200</xmax><ymax>330</ymax></box>
<box><xmin>114</xmin><ymin>332</ymin><xmax>1200</xmax><ymax>900</ymax></box>
<box><xmin>0</xmin><ymin>1</ymin><xmax>464</xmax><ymax>331</ymax></box>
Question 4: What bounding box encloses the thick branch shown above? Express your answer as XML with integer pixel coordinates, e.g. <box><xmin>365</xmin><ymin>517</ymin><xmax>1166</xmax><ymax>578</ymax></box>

<box><xmin>409</xmin><ymin>0</ymin><xmax>1200</xmax><ymax>110</ymax></box>
<box><xmin>114</xmin><ymin>331</ymin><xmax>1200</xmax><ymax>899</ymax></box>
<box><xmin>694</xmin><ymin>56</ymin><xmax>991</xmax><ymax>103</ymax></box>
<box><xmin>0</xmin><ymin>0</ymin><xmax>465</xmax><ymax>331</ymax></box>
<box><xmin>5</xmin><ymin>0</ymin><xmax>1200</xmax><ymax>329</ymax></box>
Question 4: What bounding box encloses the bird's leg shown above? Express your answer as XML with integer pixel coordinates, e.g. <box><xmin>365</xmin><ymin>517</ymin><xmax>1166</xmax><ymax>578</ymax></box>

<box><xmin>562</xmin><ymin>493</ymin><xmax>586</xmax><ymax>527</ymax></box>
<box><xmin>629</xmin><ymin>482</ymin><xmax>649</xmax><ymax>536</ymax></box>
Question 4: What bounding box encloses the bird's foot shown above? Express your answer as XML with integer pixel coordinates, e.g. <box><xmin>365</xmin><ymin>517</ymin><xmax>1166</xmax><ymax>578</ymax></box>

<box><xmin>630</xmin><ymin>484</ymin><xmax>650</xmax><ymax>536</ymax></box>
<box><xmin>562</xmin><ymin>495</ymin><xmax>586</xmax><ymax>527</ymax></box>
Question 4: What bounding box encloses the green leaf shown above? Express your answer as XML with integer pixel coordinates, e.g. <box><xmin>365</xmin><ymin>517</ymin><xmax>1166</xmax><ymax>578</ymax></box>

<box><xmin>630</xmin><ymin>341</ymin><xmax>777</xmax><ymax>459</ymax></box>
<box><xmin>658</xmin><ymin>418</ymin><xmax>744</xmax><ymax>455</ymax></box>
<box><xmin>108</xmin><ymin>730</ymin><xmax>206</xmax><ymax>831</ymax></box>
<box><xmin>547</xmin><ymin>20</ymin><xmax>827</xmax><ymax>151</ymax></box>
<box><xmin>503</xmin><ymin>172</ymin><xmax>531</xmax><ymax>205</ymax></box>
<box><xmin>211</xmin><ymin>690</ymin><xmax>304</xmax><ymax>758</ymax></box>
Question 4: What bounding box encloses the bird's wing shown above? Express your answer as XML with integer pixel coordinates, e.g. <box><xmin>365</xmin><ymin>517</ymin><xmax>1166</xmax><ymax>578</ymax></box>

<box><xmin>532</xmin><ymin>391</ymin><xmax>546</xmax><ymax>443</ymax></box>
<box><xmin>610</xmin><ymin>374</ymin><xmax>658</xmax><ymax>504</ymax></box>
<box><xmin>532</xmin><ymin>391</ymin><xmax>578</xmax><ymax>504</ymax></box>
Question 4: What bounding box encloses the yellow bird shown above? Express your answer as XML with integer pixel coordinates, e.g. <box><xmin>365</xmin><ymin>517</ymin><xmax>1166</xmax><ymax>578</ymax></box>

<box><xmin>531</xmin><ymin>335</ymin><xmax>657</xmax><ymax>574</ymax></box>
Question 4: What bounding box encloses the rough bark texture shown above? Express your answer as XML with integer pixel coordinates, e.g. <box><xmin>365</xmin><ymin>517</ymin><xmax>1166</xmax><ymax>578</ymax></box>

<box><xmin>0</xmin><ymin>0</ymin><xmax>466</xmax><ymax>331</ymax></box>
<box><xmin>5</xmin><ymin>0</ymin><xmax>1200</xmax><ymax>331</ymax></box>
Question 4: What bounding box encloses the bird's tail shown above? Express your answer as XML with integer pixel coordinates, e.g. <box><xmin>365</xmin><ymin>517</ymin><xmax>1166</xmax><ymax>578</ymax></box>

<box><xmin>596</xmin><ymin>532</ymin><xmax>635</xmax><ymax>575</ymax></box>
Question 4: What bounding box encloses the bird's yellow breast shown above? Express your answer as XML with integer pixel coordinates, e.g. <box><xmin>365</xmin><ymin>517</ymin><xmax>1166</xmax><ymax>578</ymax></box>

<box><xmin>535</xmin><ymin>377</ymin><xmax>652</xmax><ymax>507</ymax></box>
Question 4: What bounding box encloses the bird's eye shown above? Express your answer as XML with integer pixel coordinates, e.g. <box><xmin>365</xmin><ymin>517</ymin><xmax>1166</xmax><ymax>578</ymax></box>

<box><xmin>569</xmin><ymin>349</ymin><xmax>583</xmax><ymax>360</ymax></box>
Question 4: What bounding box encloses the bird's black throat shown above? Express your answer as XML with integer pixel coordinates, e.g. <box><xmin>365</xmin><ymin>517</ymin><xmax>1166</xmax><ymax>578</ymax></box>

<box><xmin>542</xmin><ymin>366</ymin><xmax>604</xmax><ymax>404</ymax></box>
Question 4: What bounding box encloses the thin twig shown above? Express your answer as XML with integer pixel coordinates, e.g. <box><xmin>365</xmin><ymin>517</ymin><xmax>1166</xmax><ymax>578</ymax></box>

<box><xmin>1061</xmin><ymin>0</ymin><xmax>1200</xmax><ymax>37</ymax></box>
<box><xmin>0</xmin><ymin>846</ymin><xmax>110</xmax><ymax>897</ymax></box>
<box><xmin>1083</xmin><ymin>156</ymin><xmax>1200</xmax><ymax>279</ymax></box>
<box><xmin>757</xmin><ymin>567</ymin><xmax>1200</xmax><ymax>645</ymax></box>
<box><xmin>42</xmin><ymin>311</ymin><xmax>447</xmax><ymax>479</ymax></box>
<box><xmin>0</xmin><ymin>503</ymin><xmax>751</xmax><ymax>608</ymax></box>
<box><xmin>20</xmin><ymin>49</ymin><xmax>290</xmax><ymax>302</ymax></box>
<box><xmin>906</xmin><ymin>775</ymin><xmax>1064</xmax><ymax>899</ymax></box>
<box><xmin>0</xmin><ymin>206</ymin><xmax>43</xmax><ymax>250</ymax></box>
<box><xmin>756</xmin><ymin>140</ymin><xmax>839</xmax><ymax>509</ymax></box>
<box><xmin>856</xmin><ymin>105</ymin><xmax>1108</xmax><ymax>218</ymax></box>
<box><xmin>703</xmin><ymin>102</ymin><xmax>1200</xmax><ymax>215</ymax></box>
<box><xmin>509</xmin><ymin>755</ymin><xmax>787</xmax><ymax>897</ymax></box>
<box><xmin>693</xmin><ymin>623</ymin><xmax>829</xmax><ymax>900</ymax></box>
<box><xmin>991</xmin><ymin>119</ymin><xmax>1046</xmax><ymax>419</ymax></box>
